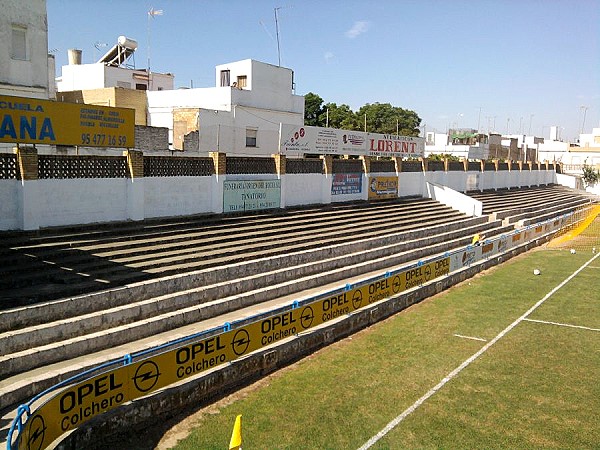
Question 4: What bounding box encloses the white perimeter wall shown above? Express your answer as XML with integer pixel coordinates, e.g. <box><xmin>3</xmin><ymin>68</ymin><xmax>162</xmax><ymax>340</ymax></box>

<box><xmin>144</xmin><ymin>176</ymin><xmax>214</xmax><ymax>218</ymax></box>
<box><xmin>36</xmin><ymin>179</ymin><xmax>128</xmax><ymax>228</ymax></box>
<box><xmin>0</xmin><ymin>169</ymin><xmax>560</xmax><ymax>231</ymax></box>
<box><xmin>0</xmin><ymin>180</ymin><xmax>19</xmax><ymax>230</ymax></box>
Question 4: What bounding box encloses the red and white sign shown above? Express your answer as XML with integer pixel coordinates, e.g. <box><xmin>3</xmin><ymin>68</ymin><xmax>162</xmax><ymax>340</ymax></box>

<box><xmin>280</xmin><ymin>125</ymin><xmax>424</xmax><ymax>158</ymax></box>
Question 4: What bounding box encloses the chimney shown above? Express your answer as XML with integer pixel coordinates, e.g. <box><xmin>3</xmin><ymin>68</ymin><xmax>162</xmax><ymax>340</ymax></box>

<box><xmin>67</xmin><ymin>48</ymin><xmax>82</xmax><ymax>65</ymax></box>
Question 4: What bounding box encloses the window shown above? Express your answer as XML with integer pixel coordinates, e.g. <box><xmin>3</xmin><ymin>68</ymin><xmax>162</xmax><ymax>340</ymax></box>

<box><xmin>246</xmin><ymin>128</ymin><xmax>257</xmax><ymax>147</ymax></box>
<box><xmin>12</xmin><ymin>25</ymin><xmax>27</xmax><ymax>60</ymax></box>
<box><xmin>136</xmin><ymin>83</ymin><xmax>148</xmax><ymax>90</ymax></box>
<box><xmin>117</xmin><ymin>81</ymin><xmax>131</xmax><ymax>88</ymax></box>
<box><xmin>237</xmin><ymin>75</ymin><xmax>247</xmax><ymax>88</ymax></box>
<box><xmin>220</xmin><ymin>70</ymin><xmax>230</xmax><ymax>87</ymax></box>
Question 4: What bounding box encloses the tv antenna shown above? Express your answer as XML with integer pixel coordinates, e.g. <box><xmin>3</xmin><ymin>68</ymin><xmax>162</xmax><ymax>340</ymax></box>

<box><xmin>94</xmin><ymin>41</ymin><xmax>107</xmax><ymax>61</ymax></box>
<box><xmin>273</xmin><ymin>5</ymin><xmax>292</xmax><ymax>67</ymax></box>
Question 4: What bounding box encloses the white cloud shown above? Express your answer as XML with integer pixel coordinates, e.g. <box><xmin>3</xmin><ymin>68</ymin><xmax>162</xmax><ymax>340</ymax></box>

<box><xmin>324</xmin><ymin>51</ymin><xmax>334</xmax><ymax>63</ymax></box>
<box><xmin>345</xmin><ymin>21</ymin><xmax>370</xmax><ymax>39</ymax></box>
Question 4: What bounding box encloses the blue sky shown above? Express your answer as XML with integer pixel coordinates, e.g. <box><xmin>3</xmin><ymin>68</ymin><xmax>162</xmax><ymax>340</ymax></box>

<box><xmin>48</xmin><ymin>0</ymin><xmax>599</xmax><ymax>141</ymax></box>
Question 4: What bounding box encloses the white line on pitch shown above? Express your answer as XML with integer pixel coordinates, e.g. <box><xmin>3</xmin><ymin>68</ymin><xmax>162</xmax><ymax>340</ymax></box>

<box><xmin>453</xmin><ymin>334</ymin><xmax>487</xmax><ymax>342</ymax></box>
<box><xmin>357</xmin><ymin>251</ymin><xmax>600</xmax><ymax>450</ymax></box>
<box><xmin>524</xmin><ymin>318</ymin><xmax>600</xmax><ymax>332</ymax></box>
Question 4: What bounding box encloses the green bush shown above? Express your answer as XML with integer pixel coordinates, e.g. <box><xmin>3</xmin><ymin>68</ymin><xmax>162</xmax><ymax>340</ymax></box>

<box><xmin>582</xmin><ymin>164</ymin><xmax>599</xmax><ymax>186</ymax></box>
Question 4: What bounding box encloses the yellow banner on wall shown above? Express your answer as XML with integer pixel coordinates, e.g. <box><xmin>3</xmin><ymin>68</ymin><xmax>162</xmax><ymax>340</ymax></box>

<box><xmin>368</xmin><ymin>176</ymin><xmax>398</xmax><ymax>200</ymax></box>
<box><xmin>0</xmin><ymin>94</ymin><xmax>134</xmax><ymax>147</ymax></box>
<box><xmin>17</xmin><ymin>257</ymin><xmax>451</xmax><ymax>450</ymax></box>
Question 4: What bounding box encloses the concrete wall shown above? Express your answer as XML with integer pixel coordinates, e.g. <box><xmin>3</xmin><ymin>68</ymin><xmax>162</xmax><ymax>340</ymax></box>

<box><xmin>144</xmin><ymin>176</ymin><xmax>214</xmax><ymax>218</ymax></box>
<box><xmin>426</xmin><ymin>182</ymin><xmax>483</xmax><ymax>216</ymax></box>
<box><xmin>0</xmin><ymin>179</ymin><xmax>19</xmax><ymax>230</ymax></box>
<box><xmin>285</xmin><ymin>174</ymin><xmax>323</xmax><ymax>206</ymax></box>
<box><xmin>0</xmin><ymin>165</ymin><xmax>560</xmax><ymax>231</ymax></box>
<box><xmin>36</xmin><ymin>178</ymin><xmax>128</xmax><ymax>227</ymax></box>
<box><xmin>134</xmin><ymin>125</ymin><xmax>169</xmax><ymax>152</ymax></box>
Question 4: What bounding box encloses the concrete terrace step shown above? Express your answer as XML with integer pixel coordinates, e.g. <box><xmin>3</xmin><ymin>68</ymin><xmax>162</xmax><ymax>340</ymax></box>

<box><xmin>508</xmin><ymin>197</ymin><xmax>592</xmax><ymax>225</ymax></box>
<box><xmin>487</xmin><ymin>195</ymin><xmax>591</xmax><ymax>222</ymax></box>
<box><xmin>0</xmin><ymin>202</ymin><xmax>461</xmax><ymax>306</ymax></box>
<box><xmin>0</xmin><ymin>199</ymin><xmax>442</xmax><ymax>267</ymax></box>
<box><xmin>0</xmin><ymin>219</ymin><xmax>512</xmax><ymax>409</ymax></box>
<box><xmin>468</xmin><ymin>185</ymin><xmax>591</xmax><ymax>215</ymax></box>
<box><xmin>0</xmin><ymin>216</ymin><xmax>500</xmax><ymax>378</ymax></box>
<box><xmin>2</xmin><ymin>214</ymin><xmax>489</xmax><ymax>333</ymax></box>
<box><xmin>0</xmin><ymin>199</ymin><xmax>433</xmax><ymax>250</ymax></box>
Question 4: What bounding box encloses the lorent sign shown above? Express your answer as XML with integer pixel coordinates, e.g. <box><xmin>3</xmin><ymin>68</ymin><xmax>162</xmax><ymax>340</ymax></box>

<box><xmin>280</xmin><ymin>124</ymin><xmax>424</xmax><ymax>158</ymax></box>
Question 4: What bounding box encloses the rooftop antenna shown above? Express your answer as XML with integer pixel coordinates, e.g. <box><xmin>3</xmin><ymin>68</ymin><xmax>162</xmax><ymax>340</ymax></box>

<box><xmin>259</xmin><ymin>20</ymin><xmax>275</xmax><ymax>43</ymax></box>
<box><xmin>274</xmin><ymin>7</ymin><xmax>282</xmax><ymax>66</ymax></box>
<box><xmin>147</xmin><ymin>6</ymin><xmax>163</xmax><ymax>88</ymax></box>
<box><xmin>94</xmin><ymin>41</ymin><xmax>107</xmax><ymax>61</ymax></box>
<box><xmin>273</xmin><ymin>5</ymin><xmax>292</xmax><ymax>67</ymax></box>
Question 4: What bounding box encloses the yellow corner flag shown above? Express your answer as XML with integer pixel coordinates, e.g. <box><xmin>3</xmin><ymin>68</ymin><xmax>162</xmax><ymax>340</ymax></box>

<box><xmin>229</xmin><ymin>414</ymin><xmax>242</xmax><ymax>450</ymax></box>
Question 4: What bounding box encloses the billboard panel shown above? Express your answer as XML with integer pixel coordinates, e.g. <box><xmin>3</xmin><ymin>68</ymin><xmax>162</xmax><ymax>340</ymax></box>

<box><xmin>0</xmin><ymin>94</ymin><xmax>135</xmax><ymax>148</ymax></box>
<box><xmin>280</xmin><ymin>124</ymin><xmax>424</xmax><ymax>158</ymax></box>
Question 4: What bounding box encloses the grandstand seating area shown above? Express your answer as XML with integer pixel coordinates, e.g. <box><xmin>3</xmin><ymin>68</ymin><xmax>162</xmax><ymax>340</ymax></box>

<box><xmin>0</xmin><ymin>183</ymin><xmax>595</xmax><ymax>445</ymax></box>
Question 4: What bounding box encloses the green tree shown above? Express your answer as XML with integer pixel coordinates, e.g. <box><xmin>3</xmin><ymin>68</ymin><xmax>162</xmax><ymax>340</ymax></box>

<box><xmin>303</xmin><ymin>93</ymin><xmax>422</xmax><ymax>136</ymax></box>
<box><xmin>304</xmin><ymin>92</ymin><xmax>324</xmax><ymax>126</ymax></box>
<box><xmin>318</xmin><ymin>103</ymin><xmax>357</xmax><ymax>129</ymax></box>
<box><xmin>356</xmin><ymin>103</ymin><xmax>421</xmax><ymax>136</ymax></box>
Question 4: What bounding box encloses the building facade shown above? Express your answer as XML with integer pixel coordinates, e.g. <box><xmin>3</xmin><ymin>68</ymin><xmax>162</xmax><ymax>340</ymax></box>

<box><xmin>0</xmin><ymin>0</ymin><xmax>51</xmax><ymax>99</ymax></box>
<box><xmin>148</xmin><ymin>59</ymin><xmax>304</xmax><ymax>155</ymax></box>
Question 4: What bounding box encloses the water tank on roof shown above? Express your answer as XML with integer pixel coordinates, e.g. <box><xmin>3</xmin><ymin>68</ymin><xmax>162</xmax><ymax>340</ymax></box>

<box><xmin>117</xmin><ymin>36</ymin><xmax>138</xmax><ymax>50</ymax></box>
<box><xmin>67</xmin><ymin>48</ymin><xmax>82</xmax><ymax>65</ymax></box>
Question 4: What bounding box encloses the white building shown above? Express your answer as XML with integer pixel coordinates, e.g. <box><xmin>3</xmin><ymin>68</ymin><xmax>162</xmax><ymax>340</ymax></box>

<box><xmin>0</xmin><ymin>0</ymin><xmax>52</xmax><ymax>99</ymax></box>
<box><xmin>56</xmin><ymin>37</ymin><xmax>174</xmax><ymax>93</ymax></box>
<box><xmin>425</xmin><ymin>129</ymin><xmax>490</xmax><ymax>160</ymax></box>
<box><xmin>147</xmin><ymin>59</ymin><xmax>305</xmax><ymax>155</ymax></box>
<box><xmin>578</xmin><ymin>127</ymin><xmax>600</xmax><ymax>149</ymax></box>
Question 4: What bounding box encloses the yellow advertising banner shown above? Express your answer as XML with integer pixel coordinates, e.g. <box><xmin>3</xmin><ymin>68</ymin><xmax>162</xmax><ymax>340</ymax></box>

<box><xmin>368</xmin><ymin>176</ymin><xmax>398</xmax><ymax>200</ymax></box>
<box><xmin>0</xmin><ymin>94</ymin><xmax>134</xmax><ymax>148</ymax></box>
<box><xmin>17</xmin><ymin>256</ymin><xmax>451</xmax><ymax>449</ymax></box>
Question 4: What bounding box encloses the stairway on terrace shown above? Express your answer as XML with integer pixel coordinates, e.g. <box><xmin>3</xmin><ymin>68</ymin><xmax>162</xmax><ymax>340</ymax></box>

<box><xmin>0</xmin><ymin>198</ymin><xmax>456</xmax><ymax>309</ymax></box>
<box><xmin>2</xmin><ymin>186</ymin><xmax>587</xmax><ymax>443</ymax></box>
<box><xmin>467</xmin><ymin>184</ymin><xmax>593</xmax><ymax>225</ymax></box>
<box><xmin>0</xmin><ymin>198</ymin><xmax>506</xmax><ymax>429</ymax></box>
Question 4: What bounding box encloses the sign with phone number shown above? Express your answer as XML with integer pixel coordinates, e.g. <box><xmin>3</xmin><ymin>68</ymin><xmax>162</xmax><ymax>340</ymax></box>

<box><xmin>16</xmin><ymin>257</ymin><xmax>450</xmax><ymax>450</ymax></box>
<box><xmin>0</xmin><ymin>94</ymin><xmax>134</xmax><ymax>148</ymax></box>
